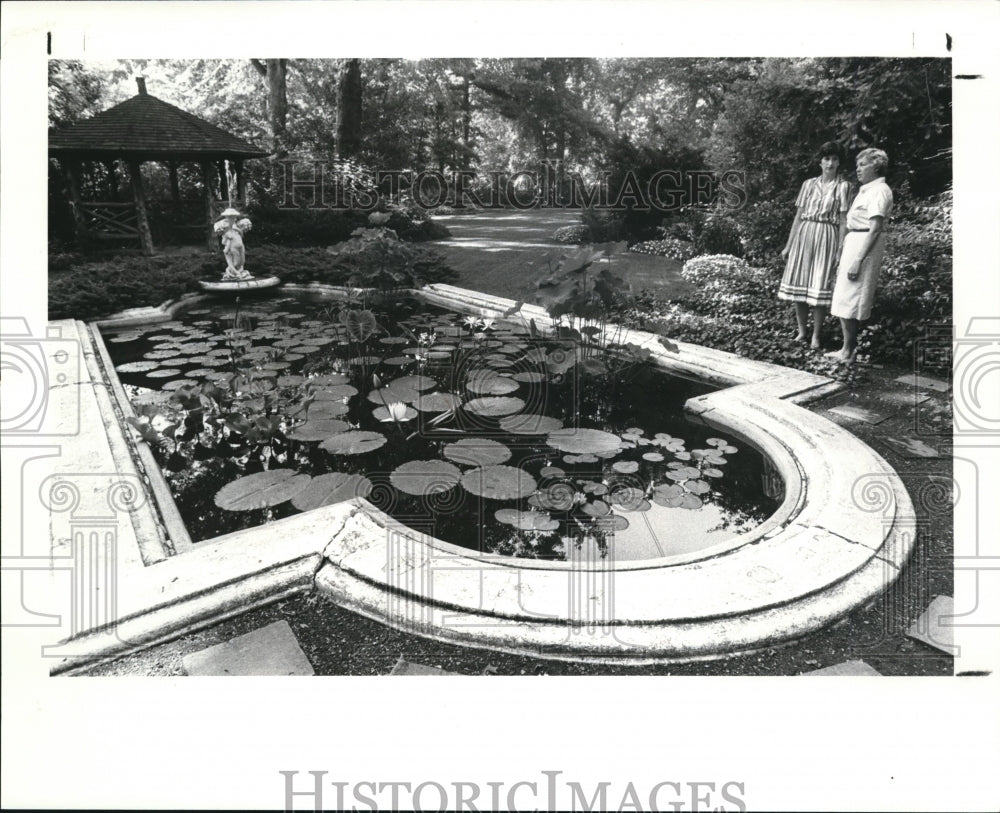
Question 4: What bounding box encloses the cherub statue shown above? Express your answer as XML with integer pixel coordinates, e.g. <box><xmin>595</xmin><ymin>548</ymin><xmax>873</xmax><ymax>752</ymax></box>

<box><xmin>214</xmin><ymin>208</ymin><xmax>253</xmax><ymax>281</ymax></box>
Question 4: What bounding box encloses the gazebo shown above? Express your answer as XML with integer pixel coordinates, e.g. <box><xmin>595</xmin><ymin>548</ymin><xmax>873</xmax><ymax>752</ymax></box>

<box><xmin>49</xmin><ymin>77</ymin><xmax>268</xmax><ymax>255</ymax></box>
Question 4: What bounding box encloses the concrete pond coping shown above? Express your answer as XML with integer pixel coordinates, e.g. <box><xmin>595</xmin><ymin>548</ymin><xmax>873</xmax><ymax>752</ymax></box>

<box><xmin>38</xmin><ymin>282</ymin><xmax>914</xmax><ymax>672</ymax></box>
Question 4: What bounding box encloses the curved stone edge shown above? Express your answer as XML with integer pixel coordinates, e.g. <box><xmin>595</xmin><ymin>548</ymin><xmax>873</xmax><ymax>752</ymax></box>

<box><xmin>51</xmin><ymin>282</ymin><xmax>914</xmax><ymax>670</ymax></box>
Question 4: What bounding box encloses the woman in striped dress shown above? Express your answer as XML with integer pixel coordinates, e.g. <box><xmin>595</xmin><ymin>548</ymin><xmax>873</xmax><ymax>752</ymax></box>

<box><xmin>777</xmin><ymin>142</ymin><xmax>851</xmax><ymax>349</ymax></box>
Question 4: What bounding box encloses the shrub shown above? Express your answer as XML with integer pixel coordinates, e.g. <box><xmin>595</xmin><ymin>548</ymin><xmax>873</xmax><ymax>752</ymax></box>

<box><xmin>616</xmin><ymin>191</ymin><xmax>952</xmax><ymax>375</ymax></box>
<box><xmin>246</xmin><ymin>203</ymin><xmax>366</xmax><ymax>246</ymax></box>
<box><xmin>734</xmin><ymin>198</ymin><xmax>795</xmax><ymax>266</ymax></box>
<box><xmin>580</xmin><ymin>206</ymin><xmax>627</xmax><ymax>243</ymax></box>
<box><xmin>321</xmin><ymin>227</ymin><xmax>456</xmax><ymax>290</ymax></box>
<box><xmin>692</xmin><ymin>211</ymin><xmax>744</xmax><ymax>257</ymax></box>
<box><xmin>553</xmin><ymin>224</ymin><xmax>593</xmax><ymax>244</ymax></box>
<box><xmin>48</xmin><ymin>241</ymin><xmax>456</xmax><ymax>322</ymax></box>
<box><xmin>630</xmin><ymin>238</ymin><xmax>697</xmax><ymax>261</ymax></box>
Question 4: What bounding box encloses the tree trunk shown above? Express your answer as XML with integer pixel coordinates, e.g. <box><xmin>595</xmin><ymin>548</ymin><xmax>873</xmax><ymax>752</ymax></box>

<box><xmin>461</xmin><ymin>76</ymin><xmax>472</xmax><ymax>158</ymax></box>
<box><xmin>336</xmin><ymin>59</ymin><xmax>363</xmax><ymax>158</ymax></box>
<box><xmin>252</xmin><ymin>58</ymin><xmax>289</xmax><ymax>159</ymax></box>
<box><xmin>127</xmin><ymin>159</ymin><xmax>154</xmax><ymax>256</ymax></box>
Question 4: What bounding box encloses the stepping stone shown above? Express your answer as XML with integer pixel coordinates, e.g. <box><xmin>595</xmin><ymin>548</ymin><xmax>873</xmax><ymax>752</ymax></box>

<box><xmin>182</xmin><ymin>620</ymin><xmax>314</xmax><ymax>676</ymax></box>
<box><xmin>894</xmin><ymin>373</ymin><xmax>951</xmax><ymax>392</ymax></box>
<box><xmin>880</xmin><ymin>390</ymin><xmax>931</xmax><ymax>407</ymax></box>
<box><xmin>388</xmin><ymin>656</ymin><xmax>459</xmax><ymax>675</ymax></box>
<box><xmin>882</xmin><ymin>436</ymin><xmax>941</xmax><ymax>459</ymax></box>
<box><xmin>827</xmin><ymin>405</ymin><xmax>888</xmax><ymax>424</ymax></box>
<box><xmin>801</xmin><ymin>660</ymin><xmax>882</xmax><ymax>676</ymax></box>
<box><xmin>907</xmin><ymin>595</ymin><xmax>955</xmax><ymax>654</ymax></box>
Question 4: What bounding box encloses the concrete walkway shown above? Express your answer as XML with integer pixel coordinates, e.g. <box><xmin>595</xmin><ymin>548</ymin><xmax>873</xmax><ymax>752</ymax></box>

<box><xmin>430</xmin><ymin>208</ymin><xmax>692</xmax><ymax>301</ymax></box>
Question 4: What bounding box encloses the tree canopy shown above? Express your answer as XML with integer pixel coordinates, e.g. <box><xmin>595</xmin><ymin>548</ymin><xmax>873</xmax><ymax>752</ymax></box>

<box><xmin>49</xmin><ymin>57</ymin><xmax>952</xmax><ymax>201</ymax></box>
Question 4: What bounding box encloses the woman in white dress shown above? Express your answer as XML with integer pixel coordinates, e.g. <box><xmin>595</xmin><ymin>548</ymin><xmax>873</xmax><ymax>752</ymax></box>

<box><xmin>829</xmin><ymin>148</ymin><xmax>893</xmax><ymax>361</ymax></box>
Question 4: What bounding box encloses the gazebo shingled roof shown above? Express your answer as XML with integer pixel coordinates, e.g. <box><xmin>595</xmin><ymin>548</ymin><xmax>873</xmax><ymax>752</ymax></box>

<box><xmin>50</xmin><ymin>77</ymin><xmax>267</xmax><ymax>255</ymax></box>
<box><xmin>48</xmin><ymin>84</ymin><xmax>268</xmax><ymax>160</ymax></box>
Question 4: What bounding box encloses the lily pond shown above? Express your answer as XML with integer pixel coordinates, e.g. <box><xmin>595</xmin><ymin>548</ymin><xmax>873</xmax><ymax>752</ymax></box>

<box><xmin>104</xmin><ymin>294</ymin><xmax>781</xmax><ymax>561</ymax></box>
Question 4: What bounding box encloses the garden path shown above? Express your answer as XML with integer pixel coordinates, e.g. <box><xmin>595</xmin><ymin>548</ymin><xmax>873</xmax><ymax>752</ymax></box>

<box><xmin>430</xmin><ymin>207</ymin><xmax>693</xmax><ymax>301</ymax></box>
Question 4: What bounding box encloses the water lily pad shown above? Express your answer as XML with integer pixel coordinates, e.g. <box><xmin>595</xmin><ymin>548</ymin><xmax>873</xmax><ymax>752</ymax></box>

<box><xmin>498</xmin><ymin>414</ymin><xmax>563</xmax><ymax>435</ymax></box>
<box><xmin>539</xmin><ymin>466</ymin><xmax>566</xmax><ymax>479</ymax></box>
<box><xmin>287</xmin><ymin>419</ymin><xmax>350</xmax><ymax>441</ymax></box>
<box><xmin>313</xmin><ymin>384</ymin><xmax>358</xmax><ymax>401</ymax></box>
<box><xmin>320</xmin><ymin>430</ymin><xmax>387</xmax><ymax>455</ymax></box>
<box><xmin>379</xmin><ymin>336</ymin><xmax>409</xmax><ymax>345</ymax></box>
<box><xmin>609</xmin><ymin>485</ymin><xmax>645</xmax><ymax>509</ymax></box>
<box><xmin>464</xmin><ymin>396</ymin><xmax>526</xmax><ymax>417</ymax></box>
<box><xmin>581</xmin><ymin>500</ymin><xmax>611</xmax><ymax>518</ymax></box>
<box><xmin>593</xmin><ymin>514</ymin><xmax>630</xmax><ymax>532</ymax></box>
<box><xmin>348</xmin><ymin>355</ymin><xmax>383</xmax><ymax>366</ymax></box>
<box><xmin>391</xmin><ymin>374</ymin><xmax>436</xmax><ymax>391</ymax></box>
<box><xmin>107</xmin><ymin>333</ymin><xmax>143</xmax><ymax>344</ymax></box>
<box><xmin>144</xmin><ymin>350</ymin><xmax>183</xmax><ymax>361</ymax></box>
<box><xmin>466</xmin><ymin>372</ymin><xmax>520</xmax><ymax>396</ymax></box>
<box><xmin>383</xmin><ymin>356</ymin><xmax>413</xmax><ymax>366</ymax></box>
<box><xmin>494</xmin><ymin>509</ymin><xmax>559</xmax><ymax>532</ymax></box>
<box><xmin>390</xmin><ymin>460</ymin><xmax>462</xmax><ymax>496</ymax></box>
<box><xmin>161</xmin><ymin>379</ymin><xmax>198</xmax><ymax>391</ymax></box>
<box><xmin>278</xmin><ymin>374</ymin><xmax>306</xmax><ymax>387</ymax></box>
<box><xmin>651</xmin><ymin>483</ymin><xmax>685</xmax><ymax>506</ymax></box>
<box><xmin>581</xmin><ymin>481</ymin><xmax>609</xmax><ymax>495</ymax></box>
<box><xmin>666</xmin><ymin>466</ymin><xmax>702</xmax><ymax>481</ymax></box>
<box><xmin>443</xmin><ymin>438</ymin><xmax>512</xmax><ymax>467</ymax></box>
<box><xmin>310</xmin><ymin>373</ymin><xmax>350</xmax><ymax>386</ymax></box>
<box><xmin>679</xmin><ymin>493</ymin><xmax>703</xmax><ymax>510</ymax></box>
<box><xmin>529</xmin><ymin>483</ymin><xmax>577</xmax><ymax>511</ymax></box>
<box><xmin>563</xmin><ymin>453</ymin><xmax>599</xmax><ymax>464</ymax></box>
<box><xmin>301</xmin><ymin>400</ymin><xmax>350</xmax><ymax>419</ymax></box>
<box><xmin>642</xmin><ymin>452</ymin><xmax>665</xmax><ymax>462</ymax></box>
<box><xmin>512</xmin><ymin>371</ymin><xmax>546</xmax><ymax>384</ymax></box>
<box><xmin>116</xmin><ymin>360</ymin><xmax>159</xmax><ymax>373</ymax></box>
<box><xmin>546</xmin><ymin>428</ymin><xmax>622</xmax><ymax>455</ymax></box>
<box><xmin>291</xmin><ymin>472</ymin><xmax>372</xmax><ymax>511</ymax></box>
<box><xmin>461</xmin><ymin>465</ymin><xmax>537</xmax><ymax>500</ymax></box>
<box><xmin>612</xmin><ymin>460</ymin><xmax>639</xmax><ymax>474</ymax></box>
<box><xmin>702</xmin><ymin>467</ymin><xmax>724</xmax><ymax>478</ymax></box>
<box><xmin>373</xmin><ymin>404</ymin><xmax>418</xmax><ymax>422</ymax></box>
<box><xmin>146</xmin><ymin>368</ymin><xmax>183</xmax><ymax>379</ymax></box>
<box><xmin>414</xmin><ymin>392</ymin><xmax>463</xmax><ymax>413</ymax></box>
<box><xmin>684</xmin><ymin>479</ymin><xmax>711</xmax><ymax>495</ymax></box>
<box><xmin>214</xmin><ymin>470</ymin><xmax>311</xmax><ymax>511</ymax></box>
<box><xmin>367</xmin><ymin>383</ymin><xmax>420</xmax><ymax>405</ymax></box>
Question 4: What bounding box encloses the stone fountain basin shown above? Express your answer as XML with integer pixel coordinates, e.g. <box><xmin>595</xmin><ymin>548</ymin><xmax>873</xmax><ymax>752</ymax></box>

<box><xmin>37</xmin><ymin>283</ymin><xmax>914</xmax><ymax>672</ymax></box>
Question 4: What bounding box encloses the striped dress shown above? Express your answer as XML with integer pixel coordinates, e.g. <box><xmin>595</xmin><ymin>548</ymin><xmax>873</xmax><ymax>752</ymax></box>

<box><xmin>777</xmin><ymin>177</ymin><xmax>851</xmax><ymax>307</ymax></box>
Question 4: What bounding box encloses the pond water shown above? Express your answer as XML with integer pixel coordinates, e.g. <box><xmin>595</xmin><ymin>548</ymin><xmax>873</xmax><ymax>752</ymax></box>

<box><xmin>102</xmin><ymin>293</ymin><xmax>781</xmax><ymax>561</ymax></box>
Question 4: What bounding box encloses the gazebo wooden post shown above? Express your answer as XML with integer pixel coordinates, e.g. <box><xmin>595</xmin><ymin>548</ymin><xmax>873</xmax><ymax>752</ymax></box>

<box><xmin>126</xmin><ymin>159</ymin><xmax>155</xmax><ymax>256</ymax></box>
<box><xmin>201</xmin><ymin>161</ymin><xmax>217</xmax><ymax>252</ymax></box>
<box><xmin>235</xmin><ymin>160</ymin><xmax>245</xmax><ymax>206</ymax></box>
<box><xmin>168</xmin><ymin>161</ymin><xmax>181</xmax><ymax>204</ymax></box>
<box><xmin>63</xmin><ymin>157</ymin><xmax>88</xmax><ymax>236</ymax></box>
<box><xmin>104</xmin><ymin>159</ymin><xmax>118</xmax><ymax>201</ymax></box>
<box><xmin>217</xmin><ymin>159</ymin><xmax>228</xmax><ymax>203</ymax></box>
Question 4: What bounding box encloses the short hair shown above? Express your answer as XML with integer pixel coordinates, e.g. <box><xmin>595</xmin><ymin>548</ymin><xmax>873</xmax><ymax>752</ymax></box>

<box><xmin>817</xmin><ymin>141</ymin><xmax>845</xmax><ymax>163</ymax></box>
<box><xmin>857</xmin><ymin>147</ymin><xmax>889</xmax><ymax>175</ymax></box>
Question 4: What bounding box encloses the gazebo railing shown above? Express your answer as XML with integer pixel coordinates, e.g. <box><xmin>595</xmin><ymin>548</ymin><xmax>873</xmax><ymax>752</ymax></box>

<box><xmin>76</xmin><ymin>201</ymin><xmax>139</xmax><ymax>239</ymax></box>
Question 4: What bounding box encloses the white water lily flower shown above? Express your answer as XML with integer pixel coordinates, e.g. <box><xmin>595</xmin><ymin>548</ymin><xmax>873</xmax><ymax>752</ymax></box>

<box><xmin>479</xmin><ymin>318</ymin><xmax>495</xmax><ymax>331</ymax></box>
<box><xmin>378</xmin><ymin>401</ymin><xmax>412</xmax><ymax>423</ymax></box>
